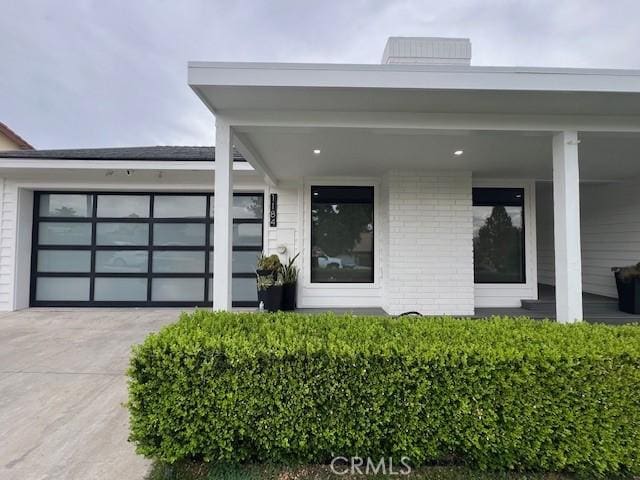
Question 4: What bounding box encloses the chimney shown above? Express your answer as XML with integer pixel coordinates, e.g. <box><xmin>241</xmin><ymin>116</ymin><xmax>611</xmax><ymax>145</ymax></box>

<box><xmin>381</xmin><ymin>37</ymin><xmax>472</xmax><ymax>66</ymax></box>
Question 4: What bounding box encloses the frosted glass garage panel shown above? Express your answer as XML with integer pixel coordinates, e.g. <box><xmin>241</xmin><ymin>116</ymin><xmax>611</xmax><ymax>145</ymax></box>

<box><xmin>95</xmin><ymin>250</ymin><xmax>148</xmax><ymax>273</ymax></box>
<box><xmin>210</xmin><ymin>195</ymin><xmax>264</xmax><ymax>219</ymax></box>
<box><xmin>234</xmin><ymin>223</ymin><xmax>262</xmax><ymax>246</ymax></box>
<box><xmin>153</xmin><ymin>251</ymin><xmax>205</xmax><ymax>273</ymax></box>
<box><xmin>207</xmin><ymin>278</ymin><xmax>258</xmax><ymax>302</ymax></box>
<box><xmin>152</xmin><ymin>278</ymin><xmax>204</xmax><ymax>301</ymax></box>
<box><xmin>37</xmin><ymin>250</ymin><xmax>91</xmax><ymax>272</ymax></box>
<box><xmin>208</xmin><ymin>251</ymin><xmax>260</xmax><ymax>274</ymax></box>
<box><xmin>97</xmin><ymin>195</ymin><xmax>150</xmax><ymax>218</ymax></box>
<box><xmin>233</xmin><ymin>277</ymin><xmax>258</xmax><ymax>302</ymax></box>
<box><xmin>39</xmin><ymin>222</ymin><xmax>92</xmax><ymax>245</ymax></box>
<box><xmin>36</xmin><ymin>277</ymin><xmax>90</xmax><ymax>301</ymax></box>
<box><xmin>39</xmin><ymin>194</ymin><xmax>93</xmax><ymax>217</ymax></box>
<box><xmin>96</xmin><ymin>223</ymin><xmax>149</xmax><ymax>246</ymax></box>
<box><xmin>154</xmin><ymin>196</ymin><xmax>206</xmax><ymax>218</ymax></box>
<box><xmin>209</xmin><ymin>224</ymin><xmax>262</xmax><ymax>247</ymax></box>
<box><xmin>154</xmin><ymin>224</ymin><xmax>206</xmax><ymax>246</ymax></box>
<box><xmin>94</xmin><ymin>278</ymin><xmax>147</xmax><ymax>301</ymax></box>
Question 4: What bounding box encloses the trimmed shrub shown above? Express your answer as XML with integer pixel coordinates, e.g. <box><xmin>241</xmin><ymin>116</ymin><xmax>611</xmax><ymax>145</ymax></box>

<box><xmin>128</xmin><ymin>312</ymin><xmax>640</xmax><ymax>477</ymax></box>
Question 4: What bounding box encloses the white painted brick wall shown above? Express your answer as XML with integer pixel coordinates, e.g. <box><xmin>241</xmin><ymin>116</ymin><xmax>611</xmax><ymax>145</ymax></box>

<box><xmin>384</xmin><ymin>171</ymin><xmax>474</xmax><ymax>315</ymax></box>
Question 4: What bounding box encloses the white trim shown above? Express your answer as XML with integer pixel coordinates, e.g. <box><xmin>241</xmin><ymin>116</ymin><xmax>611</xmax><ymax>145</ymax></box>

<box><xmin>301</xmin><ymin>177</ymin><xmax>381</xmax><ymax>291</ymax></box>
<box><xmin>226</xmin><ymin>111</ymin><xmax>640</xmax><ymax>133</ymax></box>
<box><xmin>473</xmin><ymin>179</ymin><xmax>538</xmax><ymax>308</ymax></box>
<box><xmin>0</xmin><ymin>159</ymin><xmax>255</xmax><ymax>171</ymax></box>
<box><xmin>189</xmin><ymin>61</ymin><xmax>640</xmax><ymax>93</ymax></box>
<box><xmin>13</xmin><ymin>188</ymin><xmax>33</xmax><ymax>310</ymax></box>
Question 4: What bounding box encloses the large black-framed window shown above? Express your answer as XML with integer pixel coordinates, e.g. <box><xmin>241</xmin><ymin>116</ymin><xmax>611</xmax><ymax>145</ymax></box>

<box><xmin>30</xmin><ymin>191</ymin><xmax>264</xmax><ymax>307</ymax></box>
<box><xmin>310</xmin><ymin>186</ymin><xmax>374</xmax><ymax>283</ymax></box>
<box><xmin>473</xmin><ymin>187</ymin><xmax>525</xmax><ymax>284</ymax></box>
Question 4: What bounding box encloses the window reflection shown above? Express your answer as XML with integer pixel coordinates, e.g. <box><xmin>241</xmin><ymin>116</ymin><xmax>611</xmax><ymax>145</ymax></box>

<box><xmin>311</xmin><ymin>186</ymin><xmax>374</xmax><ymax>283</ymax></box>
<box><xmin>97</xmin><ymin>195</ymin><xmax>150</xmax><ymax>218</ymax></box>
<box><xmin>39</xmin><ymin>194</ymin><xmax>92</xmax><ymax>217</ymax></box>
<box><xmin>96</xmin><ymin>223</ymin><xmax>149</xmax><ymax>246</ymax></box>
<box><xmin>473</xmin><ymin>188</ymin><xmax>525</xmax><ymax>283</ymax></box>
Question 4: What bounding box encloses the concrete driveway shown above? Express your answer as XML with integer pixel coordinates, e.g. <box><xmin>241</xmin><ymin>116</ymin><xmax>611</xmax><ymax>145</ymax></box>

<box><xmin>0</xmin><ymin>308</ymin><xmax>184</xmax><ymax>480</ymax></box>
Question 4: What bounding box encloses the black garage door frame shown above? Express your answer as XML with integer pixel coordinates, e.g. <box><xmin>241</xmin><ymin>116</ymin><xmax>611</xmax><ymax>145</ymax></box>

<box><xmin>30</xmin><ymin>191</ymin><xmax>263</xmax><ymax>308</ymax></box>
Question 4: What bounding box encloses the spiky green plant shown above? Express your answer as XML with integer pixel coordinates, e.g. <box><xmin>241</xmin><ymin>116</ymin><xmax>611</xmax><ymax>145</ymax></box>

<box><xmin>280</xmin><ymin>253</ymin><xmax>300</xmax><ymax>285</ymax></box>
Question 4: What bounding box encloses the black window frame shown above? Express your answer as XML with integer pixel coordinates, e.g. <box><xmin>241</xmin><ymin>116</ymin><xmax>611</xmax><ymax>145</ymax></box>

<box><xmin>472</xmin><ymin>187</ymin><xmax>526</xmax><ymax>284</ymax></box>
<box><xmin>30</xmin><ymin>191</ymin><xmax>264</xmax><ymax>307</ymax></box>
<box><xmin>310</xmin><ymin>185</ymin><xmax>375</xmax><ymax>284</ymax></box>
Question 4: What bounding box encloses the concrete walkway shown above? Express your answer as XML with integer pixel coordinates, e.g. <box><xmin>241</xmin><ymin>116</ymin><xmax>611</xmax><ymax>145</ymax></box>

<box><xmin>0</xmin><ymin>308</ymin><xmax>184</xmax><ymax>480</ymax></box>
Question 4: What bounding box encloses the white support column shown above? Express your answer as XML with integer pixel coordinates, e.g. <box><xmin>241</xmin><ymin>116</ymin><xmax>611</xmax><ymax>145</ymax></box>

<box><xmin>213</xmin><ymin>120</ymin><xmax>233</xmax><ymax>310</ymax></box>
<box><xmin>552</xmin><ymin>131</ymin><xmax>583</xmax><ymax>323</ymax></box>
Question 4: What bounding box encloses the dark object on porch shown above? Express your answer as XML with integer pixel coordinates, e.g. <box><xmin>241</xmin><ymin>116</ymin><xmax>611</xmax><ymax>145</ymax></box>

<box><xmin>256</xmin><ymin>254</ymin><xmax>283</xmax><ymax>312</ymax></box>
<box><xmin>280</xmin><ymin>284</ymin><xmax>296</xmax><ymax>311</ymax></box>
<box><xmin>613</xmin><ymin>264</ymin><xmax>640</xmax><ymax>314</ymax></box>
<box><xmin>257</xmin><ymin>284</ymin><xmax>283</xmax><ymax>312</ymax></box>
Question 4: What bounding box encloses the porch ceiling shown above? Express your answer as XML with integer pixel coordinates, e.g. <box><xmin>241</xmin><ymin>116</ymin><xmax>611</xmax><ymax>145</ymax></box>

<box><xmin>233</xmin><ymin>126</ymin><xmax>640</xmax><ymax>183</ymax></box>
<box><xmin>190</xmin><ymin>62</ymin><xmax>640</xmax><ymax>184</ymax></box>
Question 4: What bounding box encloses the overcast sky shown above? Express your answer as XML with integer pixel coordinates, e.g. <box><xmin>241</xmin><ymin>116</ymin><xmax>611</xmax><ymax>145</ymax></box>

<box><xmin>2</xmin><ymin>0</ymin><xmax>639</xmax><ymax>149</ymax></box>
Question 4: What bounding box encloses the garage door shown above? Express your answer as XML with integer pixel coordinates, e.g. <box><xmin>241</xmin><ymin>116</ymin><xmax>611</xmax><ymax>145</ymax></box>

<box><xmin>30</xmin><ymin>191</ymin><xmax>263</xmax><ymax>307</ymax></box>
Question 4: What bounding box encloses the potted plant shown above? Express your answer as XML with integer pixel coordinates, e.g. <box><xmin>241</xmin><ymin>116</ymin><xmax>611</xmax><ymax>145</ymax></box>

<box><xmin>256</xmin><ymin>254</ymin><xmax>282</xmax><ymax>312</ymax></box>
<box><xmin>256</xmin><ymin>254</ymin><xmax>281</xmax><ymax>279</ymax></box>
<box><xmin>612</xmin><ymin>262</ymin><xmax>640</xmax><ymax>314</ymax></box>
<box><xmin>280</xmin><ymin>253</ymin><xmax>300</xmax><ymax>311</ymax></box>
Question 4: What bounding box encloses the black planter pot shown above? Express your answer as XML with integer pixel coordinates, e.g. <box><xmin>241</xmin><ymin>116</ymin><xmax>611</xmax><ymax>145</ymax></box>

<box><xmin>257</xmin><ymin>285</ymin><xmax>283</xmax><ymax>312</ymax></box>
<box><xmin>281</xmin><ymin>282</ymin><xmax>297</xmax><ymax>311</ymax></box>
<box><xmin>615</xmin><ymin>274</ymin><xmax>640</xmax><ymax>314</ymax></box>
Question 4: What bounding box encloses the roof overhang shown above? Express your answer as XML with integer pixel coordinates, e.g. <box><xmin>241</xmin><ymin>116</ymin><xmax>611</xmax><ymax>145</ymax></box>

<box><xmin>189</xmin><ymin>61</ymin><xmax>640</xmax><ymax>116</ymax></box>
<box><xmin>189</xmin><ymin>62</ymin><xmax>640</xmax><ymax>183</ymax></box>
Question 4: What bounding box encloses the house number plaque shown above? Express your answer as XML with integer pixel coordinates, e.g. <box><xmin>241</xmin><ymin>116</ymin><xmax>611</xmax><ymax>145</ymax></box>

<box><xmin>269</xmin><ymin>193</ymin><xmax>277</xmax><ymax>227</ymax></box>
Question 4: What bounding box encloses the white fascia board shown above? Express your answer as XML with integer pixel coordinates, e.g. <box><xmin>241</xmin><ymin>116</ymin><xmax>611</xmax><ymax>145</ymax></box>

<box><xmin>189</xmin><ymin>61</ymin><xmax>640</xmax><ymax>94</ymax></box>
<box><xmin>0</xmin><ymin>159</ymin><xmax>255</xmax><ymax>171</ymax></box>
<box><xmin>226</xmin><ymin>111</ymin><xmax>640</xmax><ymax>133</ymax></box>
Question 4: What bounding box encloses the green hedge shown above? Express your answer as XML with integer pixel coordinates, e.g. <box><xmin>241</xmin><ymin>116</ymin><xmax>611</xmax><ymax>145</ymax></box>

<box><xmin>128</xmin><ymin>312</ymin><xmax>640</xmax><ymax>477</ymax></box>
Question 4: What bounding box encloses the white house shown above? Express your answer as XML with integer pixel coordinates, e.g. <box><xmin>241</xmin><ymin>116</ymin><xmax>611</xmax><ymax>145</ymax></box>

<box><xmin>0</xmin><ymin>37</ymin><xmax>639</xmax><ymax>322</ymax></box>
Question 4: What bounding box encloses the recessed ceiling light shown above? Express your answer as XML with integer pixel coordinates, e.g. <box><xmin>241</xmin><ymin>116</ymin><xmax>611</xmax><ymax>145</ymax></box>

<box><xmin>313</xmin><ymin>149</ymin><xmax>321</xmax><ymax>155</ymax></box>
<box><xmin>453</xmin><ymin>150</ymin><xmax>464</xmax><ymax>156</ymax></box>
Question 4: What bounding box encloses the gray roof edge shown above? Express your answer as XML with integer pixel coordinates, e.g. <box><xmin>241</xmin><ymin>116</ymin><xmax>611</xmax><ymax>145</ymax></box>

<box><xmin>0</xmin><ymin>145</ymin><xmax>246</xmax><ymax>161</ymax></box>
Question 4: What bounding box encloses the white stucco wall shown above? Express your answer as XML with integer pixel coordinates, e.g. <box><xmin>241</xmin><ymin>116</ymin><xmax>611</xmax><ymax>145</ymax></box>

<box><xmin>536</xmin><ymin>178</ymin><xmax>640</xmax><ymax>298</ymax></box>
<box><xmin>384</xmin><ymin>171</ymin><xmax>474</xmax><ymax>315</ymax></box>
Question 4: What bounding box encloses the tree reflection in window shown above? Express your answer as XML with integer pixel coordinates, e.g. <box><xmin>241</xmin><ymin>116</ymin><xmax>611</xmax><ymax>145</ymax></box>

<box><xmin>311</xmin><ymin>186</ymin><xmax>374</xmax><ymax>283</ymax></box>
<box><xmin>473</xmin><ymin>188</ymin><xmax>525</xmax><ymax>284</ymax></box>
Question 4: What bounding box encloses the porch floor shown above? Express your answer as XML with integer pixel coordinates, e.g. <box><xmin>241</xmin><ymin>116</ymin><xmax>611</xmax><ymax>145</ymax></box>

<box><xmin>296</xmin><ymin>285</ymin><xmax>639</xmax><ymax>325</ymax></box>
